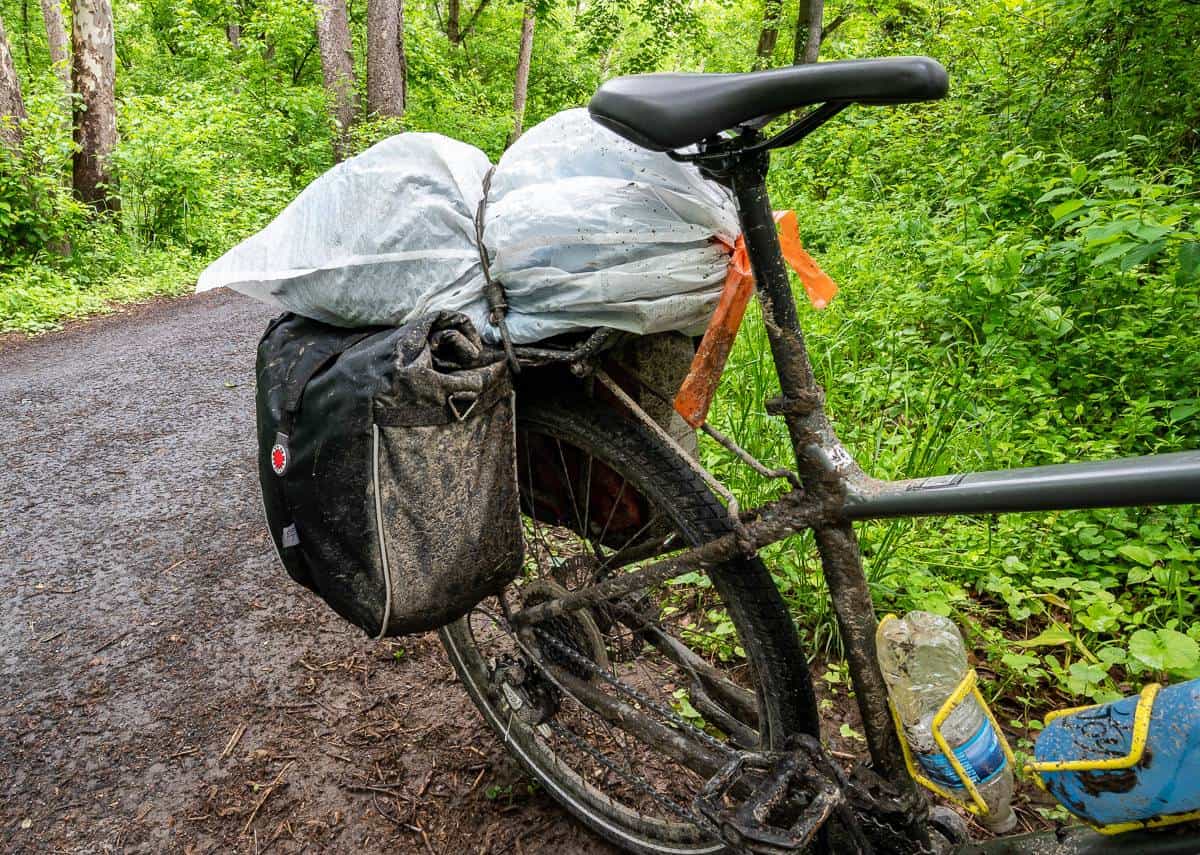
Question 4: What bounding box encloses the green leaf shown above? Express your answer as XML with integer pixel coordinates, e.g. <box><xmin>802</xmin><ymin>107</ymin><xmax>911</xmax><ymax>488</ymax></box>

<box><xmin>1126</xmin><ymin>565</ymin><xmax>1154</xmax><ymax>584</ymax></box>
<box><xmin>1050</xmin><ymin>198</ymin><xmax>1086</xmax><ymax>222</ymax></box>
<box><xmin>1036</xmin><ymin>187</ymin><xmax>1075</xmax><ymax>204</ymax></box>
<box><xmin>1129</xmin><ymin>629</ymin><xmax>1200</xmax><ymax>672</ymax></box>
<box><xmin>1019</xmin><ymin>624</ymin><xmax>1074</xmax><ymax>648</ymax></box>
<box><xmin>1091</xmin><ymin>241</ymin><xmax>1139</xmax><ymax>266</ymax></box>
<box><xmin>1178</xmin><ymin>242</ymin><xmax>1200</xmax><ymax>285</ymax></box>
<box><xmin>1078</xmin><ymin>601</ymin><xmax>1123</xmax><ymax>633</ymax></box>
<box><xmin>1097</xmin><ymin>647</ymin><xmax>1127</xmax><ymax>666</ymax></box>
<box><xmin>671</xmin><ymin>688</ymin><xmax>701</xmax><ymax>720</ymax></box>
<box><xmin>1170</xmin><ymin>402</ymin><xmax>1200</xmax><ymax>423</ymax></box>
<box><xmin>1001</xmin><ymin>651</ymin><xmax>1042</xmax><ymax>674</ymax></box>
<box><xmin>1119</xmin><ymin>240</ymin><xmax>1165</xmax><ymax>271</ymax></box>
<box><xmin>1117</xmin><ymin>544</ymin><xmax>1158</xmax><ymax>566</ymax></box>
<box><xmin>1085</xmin><ymin>220</ymin><xmax>1134</xmax><ymax>245</ymax></box>
<box><xmin>1101</xmin><ymin>177</ymin><xmax>1140</xmax><ymax>195</ymax></box>
<box><xmin>1066</xmin><ymin>661</ymin><xmax>1109</xmax><ymax>697</ymax></box>
<box><xmin>1131</xmin><ymin>224</ymin><xmax>1171</xmax><ymax>243</ymax></box>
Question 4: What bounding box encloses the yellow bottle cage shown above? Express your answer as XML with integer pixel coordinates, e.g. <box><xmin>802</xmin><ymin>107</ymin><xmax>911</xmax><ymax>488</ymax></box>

<box><xmin>880</xmin><ymin>614</ymin><xmax>1200</xmax><ymax>834</ymax></box>
<box><xmin>1026</xmin><ymin>683</ymin><xmax>1160</xmax><ymax>774</ymax></box>
<box><xmin>1023</xmin><ymin>682</ymin><xmax>1200</xmax><ymax>835</ymax></box>
<box><xmin>877</xmin><ymin>614</ymin><xmax>1018</xmax><ymax>818</ymax></box>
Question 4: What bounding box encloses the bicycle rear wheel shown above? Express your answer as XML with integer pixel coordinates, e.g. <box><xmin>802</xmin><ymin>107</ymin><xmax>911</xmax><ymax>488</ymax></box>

<box><xmin>440</xmin><ymin>394</ymin><xmax>817</xmax><ymax>854</ymax></box>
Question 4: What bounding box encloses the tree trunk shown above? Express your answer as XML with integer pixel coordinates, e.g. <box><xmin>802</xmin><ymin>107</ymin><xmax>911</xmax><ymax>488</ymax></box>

<box><xmin>314</xmin><ymin>0</ymin><xmax>357</xmax><ymax>160</ymax></box>
<box><xmin>40</xmin><ymin>0</ymin><xmax>71</xmax><ymax>93</ymax></box>
<box><xmin>227</xmin><ymin>23</ymin><xmax>240</xmax><ymax>48</ymax></box>
<box><xmin>446</xmin><ymin>0</ymin><xmax>460</xmax><ymax>43</ymax></box>
<box><xmin>754</xmin><ymin>0</ymin><xmax>782</xmax><ymax>70</ymax></box>
<box><xmin>71</xmin><ymin>0</ymin><xmax>118</xmax><ymax>210</ymax></box>
<box><xmin>793</xmin><ymin>0</ymin><xmax>824</xmax><ymax>65</ymax></box>
<box><xmin>396</xmin><ymin>0</ymin><xmax>406</xmax><ymax>109</ymax></box>
<box><xmin>366</xmin><ymin>0</ymin><xmax>405</xmax><ymax>118</ymax></box>
<box><xmin>446</xmin><ymin>0</ymin><xmax>489</xmax><ymax>46</ymax></box>
<box><xmin>0</xmin><ymin>13</ymin><xmax>26</xmax><ymax>151</ymax></box>
<box><xmin>507</xmin><ymin>3</ymin><xmax>534</xmax><ymax>145</ymax></box>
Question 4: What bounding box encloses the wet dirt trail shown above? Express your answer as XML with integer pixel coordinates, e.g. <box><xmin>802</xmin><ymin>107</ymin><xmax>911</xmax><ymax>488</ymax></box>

<box><xmin>0</xmin><ymin>291</ymin><xmax>617</xmax><ymax>854</ymax></box>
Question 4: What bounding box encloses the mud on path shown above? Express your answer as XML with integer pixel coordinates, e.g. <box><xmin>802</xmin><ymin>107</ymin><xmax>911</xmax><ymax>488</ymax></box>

<box><xmin>0</xmin><ymin>291</ymin><xmax>617</xmax><ymax>854</ymax></box>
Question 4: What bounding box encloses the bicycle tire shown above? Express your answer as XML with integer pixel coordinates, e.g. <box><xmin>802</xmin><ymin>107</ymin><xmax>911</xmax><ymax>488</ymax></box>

<box><xmin>440</xmin><ymin>394</ymin><xmax>817</xmax><ymax>854</ymax></box>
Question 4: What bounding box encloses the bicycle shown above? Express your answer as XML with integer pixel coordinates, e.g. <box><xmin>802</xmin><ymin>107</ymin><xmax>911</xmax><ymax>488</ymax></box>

<box><xmin>436</xmin><ymin>56</ymin><xmax>1200</xmax><ymax>854</ymax></box>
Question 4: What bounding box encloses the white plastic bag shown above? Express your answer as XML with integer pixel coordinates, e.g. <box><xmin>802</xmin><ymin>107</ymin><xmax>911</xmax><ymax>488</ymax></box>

<box><xmin>196</xmin><ymin>133</ymin><xmax>492</xmax><ymax>331</ymax></box>
<box><xmin>197</xmin><ymin>108</ymin><xmax>741</xmax><ymax>344</ymax></box>
<box><xmin>483</xmin><ymin>109</ymin><xmax>739</xmax><ymax>342</ymax></box>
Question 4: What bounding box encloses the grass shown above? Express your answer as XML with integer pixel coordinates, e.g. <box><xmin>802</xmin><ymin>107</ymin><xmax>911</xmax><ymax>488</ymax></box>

<box><xmin>0</xmin><ymin>244</ymin><xmax>201</xmax><ymax>335</ymax></box>
<box><xmin>700</xmin><ymin>248</ymin><xmax>1199</xmax><ymax>716</ymax></box>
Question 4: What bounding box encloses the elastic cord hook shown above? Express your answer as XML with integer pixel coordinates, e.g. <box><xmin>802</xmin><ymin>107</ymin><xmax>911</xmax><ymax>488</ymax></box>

<box><xmin>475</xmin><ymin>166</ymin><xmax>520</xmax><ymax>374</ymax></box>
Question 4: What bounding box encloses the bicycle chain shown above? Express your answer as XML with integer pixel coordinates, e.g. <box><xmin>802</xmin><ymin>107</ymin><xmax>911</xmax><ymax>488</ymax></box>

<box><xmin>533</xmin><ymin>626</ymin><xmax>738</xmax><ymax>761</ymax></box>
<box><xmin>498</xmin><ymin>622</ymin><xmax>728</xmax><ymax>838</ymax></box>
<box><xmin>528</xmin><ymin>627</ymin><xmax>737</xmax><ymax>838</ymax></box>
<box><xmin>529</xmin><ymin>628</ymin><xmax>936</xmax><ymax>854</ymax></box>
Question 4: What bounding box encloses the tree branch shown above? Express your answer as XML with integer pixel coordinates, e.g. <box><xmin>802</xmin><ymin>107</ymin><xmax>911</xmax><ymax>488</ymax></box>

<box><xmin>292</xmin><ymin>39</ymin><xmax>316</xmax><ymax>84</ymax></box>
<box><xmin>459</xmin><ymin>0</ymin><xmax>491</xmax><ymax>42</ymax></box>
<box><xmin>820</xmin><ymin>8</ymin><xmax>852</xmax><ymax>43</ymax></box>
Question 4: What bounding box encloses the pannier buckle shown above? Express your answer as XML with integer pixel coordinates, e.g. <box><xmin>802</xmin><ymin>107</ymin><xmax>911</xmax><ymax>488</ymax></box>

<box><xmin>447</xmin><ymin>391</ymin><xmax>479</xmax><ymax>422</ymax></box>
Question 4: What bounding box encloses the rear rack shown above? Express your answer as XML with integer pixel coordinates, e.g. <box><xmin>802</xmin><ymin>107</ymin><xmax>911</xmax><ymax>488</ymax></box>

<box><xmin>510</xmin><ymin>327</ymin><xmax>626</xmax><ymax>369</ymax></box>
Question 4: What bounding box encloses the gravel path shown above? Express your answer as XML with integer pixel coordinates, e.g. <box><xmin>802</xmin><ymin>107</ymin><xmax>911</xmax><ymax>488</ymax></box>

<box><xmin>0</xmin><ymin>291</ymin><xmax>615</xmax><ymax>854</ymax></box>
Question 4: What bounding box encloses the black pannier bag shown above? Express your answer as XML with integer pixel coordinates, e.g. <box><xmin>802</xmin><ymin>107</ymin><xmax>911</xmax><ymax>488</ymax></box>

<box><xmin>256</xmin><ymin>311</ymin><xmax>523</xmax><ymax>638</ymax></box>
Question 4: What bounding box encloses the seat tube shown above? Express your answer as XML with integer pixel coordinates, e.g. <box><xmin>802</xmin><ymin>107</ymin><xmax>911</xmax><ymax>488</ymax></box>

<box><xmin>728</xmin><ymin>153</ymin><xmax>815</xmax><ymax>394</ymax></box>
<box><xmin>729</xmin><ymin>153</ymin><xmax>929</xmax><ymax>836</ymax></box>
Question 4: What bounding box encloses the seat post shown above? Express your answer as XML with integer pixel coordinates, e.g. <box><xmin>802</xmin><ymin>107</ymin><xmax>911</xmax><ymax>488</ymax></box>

<box><xmin>727</xmin><ymin>152</ymin><xmax>814</xmax><ymax>391</ymax></box>
<box><xmin>727</xmin><ymin>151</ymin><xmax>932</xmax><ymax>848</ymax></box>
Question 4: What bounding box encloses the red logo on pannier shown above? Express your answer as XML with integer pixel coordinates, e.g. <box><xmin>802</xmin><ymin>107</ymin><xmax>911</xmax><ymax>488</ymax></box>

<box><xmin>271</xmin><ymin>443</ymin><xmax>288</xmax><ymax>475</ymax></box>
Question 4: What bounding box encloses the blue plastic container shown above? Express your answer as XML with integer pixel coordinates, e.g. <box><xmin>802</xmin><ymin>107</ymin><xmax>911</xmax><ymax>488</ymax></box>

<box><xmin>1032</xmin><ymin>678</ymin><xmax>1200</xmax><ymax>831</ymax></box>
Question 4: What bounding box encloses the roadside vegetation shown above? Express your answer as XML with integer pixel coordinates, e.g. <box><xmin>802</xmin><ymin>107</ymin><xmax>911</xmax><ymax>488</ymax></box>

<box><xmin>1</xmin><ymin>0</ymin><xmax>1197</xmax><ymax>725</ymax></box>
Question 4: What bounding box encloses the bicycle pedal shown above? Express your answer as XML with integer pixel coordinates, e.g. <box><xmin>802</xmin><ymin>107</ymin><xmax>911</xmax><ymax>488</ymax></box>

<box><xmin>693</xmin><ymin>744</ymin><xmax>845</xmax><ymax>854</ymax></box>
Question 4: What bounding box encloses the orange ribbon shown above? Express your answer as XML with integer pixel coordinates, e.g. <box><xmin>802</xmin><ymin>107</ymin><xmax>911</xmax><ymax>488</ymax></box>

<box><xmin>673</xmin><ymin>212</ymin><xmax>837</xmax><ymax>428</ymax></box>
<box><xmin>716</xmin><ymin>210</ymin><xmax>838</xmax><ymax>310</ymax></box>
<box><xmin>773</xmin><ymin>209</ymin><xmax>838</xmax><ymax>310</ymax></box>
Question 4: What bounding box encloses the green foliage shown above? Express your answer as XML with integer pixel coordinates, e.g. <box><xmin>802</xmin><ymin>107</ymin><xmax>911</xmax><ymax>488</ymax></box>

<box><xmin>0</xmin><ymin>88</ymin><xmax>83</xmax><ymax>256</ymax></box>
<box><xmin>0</xmin><ymin>0</ymin><xmax>1196</xmax><ymax>717</ymax></box>
<box><xmin>0</xmin><ymin>234</ymin><xmax>199</xmax><ymax>333</ymax></box>
<box><xmin>695</xmin><ymin>0</ymin><xmax>1200</xmax><ymax>709</ymax></box>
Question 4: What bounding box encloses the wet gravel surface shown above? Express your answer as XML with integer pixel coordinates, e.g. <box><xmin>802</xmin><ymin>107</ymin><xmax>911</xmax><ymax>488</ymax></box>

<box><xmin>0</xmin><ymin>291</ymin><xmax>616</xmax><ymax>854</ymax></box>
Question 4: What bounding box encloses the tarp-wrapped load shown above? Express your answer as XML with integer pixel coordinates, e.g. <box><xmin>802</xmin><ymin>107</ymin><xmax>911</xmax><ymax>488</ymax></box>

<box><xmin>197</xmin><ymin>135</ymin><xmax>494</xmax><ymax>330</ymax></box>
<box><xmin>197</xmin><ymin>109</ymin><xmax>740</xmax><ymax>344</ymax></box>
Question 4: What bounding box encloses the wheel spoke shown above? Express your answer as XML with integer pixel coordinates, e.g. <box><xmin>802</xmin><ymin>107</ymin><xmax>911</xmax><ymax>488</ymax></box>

<box><xmin>555</xmin><ymin>437</ymin><xmax>590</xmax><ymax>546</ymax></box>
<box><xmin>444</xmin><ymin>416</ymin><xmax>797</xmax><ymax>846</ymax></box>
<box><xmin>582</xmin><ymin>452</ymin><xmax>594</xmax><ymax>539</ymax></box>
<box><xmin>595</xmin><ymin>475</ymin><xmax>628</xmax><ymax>548</ymax></box>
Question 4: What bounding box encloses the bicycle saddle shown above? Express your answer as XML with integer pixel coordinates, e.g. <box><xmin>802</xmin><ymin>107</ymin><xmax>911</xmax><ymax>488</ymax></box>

<box><xmin>588</xmin><ymin>56</ymin><xmax>948</xmax><ymax>152</ymax></box>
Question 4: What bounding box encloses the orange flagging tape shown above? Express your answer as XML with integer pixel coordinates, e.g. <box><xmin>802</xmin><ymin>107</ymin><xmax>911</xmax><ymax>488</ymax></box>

<box><xmin>672</xmin><ymin>235</ymin><xmax>756</xmax><ymax>428</ymax></box>
<box><xmin>672</xmin><ymin>212</ymin><xmax>837</xmax><ymax>427</ymax></box>
<box><xmin>774</xmin><ymin>209</ymin><xmax>838</xmax><ymax>310</ymax></box>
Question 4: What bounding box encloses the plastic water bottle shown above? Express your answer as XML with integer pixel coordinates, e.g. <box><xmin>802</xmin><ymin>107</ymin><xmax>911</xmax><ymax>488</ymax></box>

<box><xmin>877</xmin><ymin>611</ymin><xmax>1016</xmax><ymax>833</ymax></box>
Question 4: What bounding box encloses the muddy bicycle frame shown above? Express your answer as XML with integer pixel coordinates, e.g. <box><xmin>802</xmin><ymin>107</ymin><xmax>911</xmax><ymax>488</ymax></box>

<box><xmin>507</xmin><ymin>104</ymin><xmax>1200</xmax><ymax>851</ymax></box>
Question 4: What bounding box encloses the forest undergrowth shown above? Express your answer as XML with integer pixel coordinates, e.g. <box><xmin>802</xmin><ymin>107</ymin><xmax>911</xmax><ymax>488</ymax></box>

<box><xmin>2</xmin><ymin>0</ymin><xmax>1198</xmax><ymax>733</ymax></box>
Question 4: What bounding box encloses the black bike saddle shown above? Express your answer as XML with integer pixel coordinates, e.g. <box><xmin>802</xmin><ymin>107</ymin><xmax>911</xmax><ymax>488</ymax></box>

<box><xmin>588</xmin><ymin>56</ymin><xmax>948</xmax><ymax>152</ymax></box>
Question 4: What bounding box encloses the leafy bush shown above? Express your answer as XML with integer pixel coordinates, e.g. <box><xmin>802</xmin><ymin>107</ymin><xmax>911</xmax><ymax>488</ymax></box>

<box><xmin>0</xmin><ymin>89</ymin><xmax>84</xmax><ymax>258</ymax></box>
<box><xmin>0</xmin><ymin>0</ymin><xmax>1195</xmax><ymax>715</ymax></box>
<box><xmin>698</xmin><ymin>0</ymin><xmax>1200</xmax><ymax>708</ymax></box>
